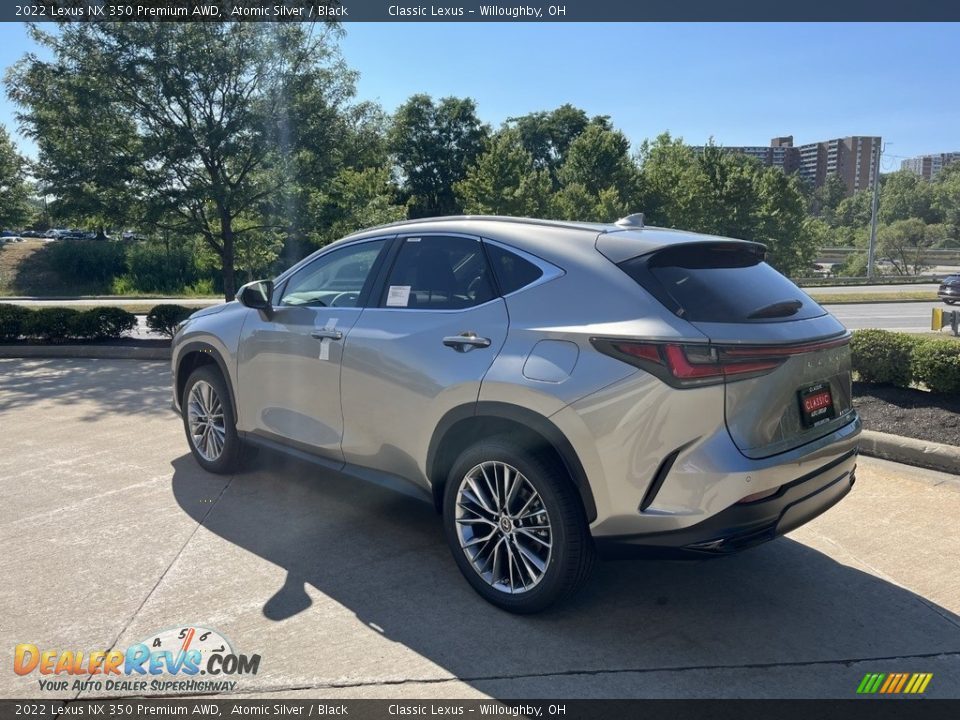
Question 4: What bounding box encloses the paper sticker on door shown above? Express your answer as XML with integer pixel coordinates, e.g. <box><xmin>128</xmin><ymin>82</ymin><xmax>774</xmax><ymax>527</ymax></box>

<box><xmin>386</xmin><ymin>285</ymin><xmax>411</xmax><ymax>307</ymax></box>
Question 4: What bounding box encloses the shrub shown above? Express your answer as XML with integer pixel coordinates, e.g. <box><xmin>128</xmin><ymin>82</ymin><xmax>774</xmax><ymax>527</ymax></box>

<box><xmin>849</xmin><ymin>329</ymin><xmax>918</xmax><ymax>386</ymax></box>
<box><xmin>147</xmin><ymin>304</ymin><xmax>194</xmax><ymax>338</ymax></box>
<box><xmin>912</xmin><ymin>339</ymin><xmax>960</xmax><ymax>394</ymax></box>
<box><xmin>46</xmin><ymin>240</ymin><xmax>126</xmax><ymax>285</ymax></box>
<box><xmin>24</xmin><ymin>308</ymin><xmax>81</xmax><ymax>343</ymax></box>
<box><xmin>78</xmin><ymin>307</ymin><xmax>137</xmax><ymax>340</ymax></box>
<box><xmin>0</xmin><ymin>304</ymin><xmax>30</xmax><ymax>342</ymax></box>
<box><xmin>125</xmin><ymin>240</ymin><xmax>201</xmax><ymax>293</ymax></box>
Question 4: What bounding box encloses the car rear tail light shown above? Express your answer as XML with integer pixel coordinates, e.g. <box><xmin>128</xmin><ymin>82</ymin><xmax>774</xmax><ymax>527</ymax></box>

<box><xmin>590</xmin><ymin>334</ymin><xmax>849</xmax><ymax>388</ymax></box>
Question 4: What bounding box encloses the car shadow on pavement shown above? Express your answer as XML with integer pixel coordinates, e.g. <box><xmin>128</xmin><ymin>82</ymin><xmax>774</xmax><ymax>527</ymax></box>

<box><xmin>0</xmin><ymin>358</ymin><xmax>172</xmax><ymax>419</ymax></box>
<box><xmin>171</xmin><ymin>450</ymin><xmax>960</xmax><ymax>693</ymax></box>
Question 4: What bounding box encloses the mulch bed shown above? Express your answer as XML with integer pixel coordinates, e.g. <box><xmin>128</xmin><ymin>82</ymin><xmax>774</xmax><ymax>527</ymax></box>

<box><xmin>853</xmin><ymin>381</ymin><xmax>960</xmax><ymax>446</ymax></box>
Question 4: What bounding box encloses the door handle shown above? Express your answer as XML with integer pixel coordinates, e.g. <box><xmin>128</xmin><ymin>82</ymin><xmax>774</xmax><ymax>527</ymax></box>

<box><xmin>443</xmin><ymin>332</ymin><xmax>492</xmax><ymax>352</ymax></box>
<box><xmin>311</xmin><ymin>328</ymin><xmax>343</xmax><ymax>341</ymax></box>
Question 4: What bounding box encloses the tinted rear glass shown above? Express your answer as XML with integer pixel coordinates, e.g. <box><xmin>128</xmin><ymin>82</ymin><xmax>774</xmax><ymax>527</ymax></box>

<box><xmin>619</xmin><ymin>243</ymin><xmax>825</xmax><ymax>323</ymax></box>
<box><xmin>485</xmin><ymin>243</ymin><xmax>543</xmax><ymax>295</ymax></box>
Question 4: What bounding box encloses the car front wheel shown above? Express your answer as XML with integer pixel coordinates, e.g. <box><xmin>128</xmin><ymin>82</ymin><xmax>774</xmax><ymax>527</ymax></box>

<box><xmin>182</xmin><ymin>365</ymin><xmax>242</xmax><ymax>474</ymax></box>
<box><xmin>443</xmin><ymin>437</ymin><xmax>596</xmax><ymax>613</ymax></box>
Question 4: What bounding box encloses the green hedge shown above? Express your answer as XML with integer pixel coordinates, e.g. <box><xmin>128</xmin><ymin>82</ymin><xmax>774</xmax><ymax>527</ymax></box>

<box><xmin>850</xmin><ymin>328</ymin><xmax>960</xmax><ymax>394</ymax></box>
<box><xmin>146</xmin><ymin>304</ymin><xmax>194</xmax><ymax>338</ymax></box>
<box><xmin>912</xmin><ymin>339</ymin><xmax>960</xmax><ymax>394</ymax></box>
<box><xmin>849</xmin><ymin>329</ymin><xmax>918</xmax><ymax>386</ymax></box>
<box><xmin>0</xmin><ymin>304</ymin><xmax>29</xmax><ymax>342</ymax></box>
<box><xmin>0</xmin><ymin>304</ymin><xmax>138</xmax><ymax>343</ymax></box>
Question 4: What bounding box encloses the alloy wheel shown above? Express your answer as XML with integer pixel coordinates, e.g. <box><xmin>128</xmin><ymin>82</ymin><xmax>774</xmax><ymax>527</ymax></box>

<box><xmin>187</xmin><ymin>380</ymin><xmax>226</xmax><ymax>462</ymax></box>
<box><xmin>454</xmin><ymin>461</ymin><xmax>553</xmax><ymax>594</ymax></box>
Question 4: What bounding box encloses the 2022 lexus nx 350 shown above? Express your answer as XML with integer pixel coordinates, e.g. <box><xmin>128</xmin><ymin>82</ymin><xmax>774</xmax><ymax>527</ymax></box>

<box><xmin>172</xmin><ymin>214</ymin><xmax>861</xmax><ymax>613</ymax></box>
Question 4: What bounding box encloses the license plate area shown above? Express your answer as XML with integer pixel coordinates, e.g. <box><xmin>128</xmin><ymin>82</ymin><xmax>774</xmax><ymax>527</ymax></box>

<box><xmin>798</xmin><ymin>382</ymin><xmax>836</xmax><ymax>427</ymax></box>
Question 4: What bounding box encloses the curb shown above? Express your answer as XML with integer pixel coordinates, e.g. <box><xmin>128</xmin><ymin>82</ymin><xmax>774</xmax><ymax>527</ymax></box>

<box><xmin>0</xmin><ymin>344</ymin><xmax>170</xmax><ymax>361</ymax></box>
<box><xmin>859</xmin><ymin>429</ymin><xmax>960</xmax><ymax>475</ymax></box>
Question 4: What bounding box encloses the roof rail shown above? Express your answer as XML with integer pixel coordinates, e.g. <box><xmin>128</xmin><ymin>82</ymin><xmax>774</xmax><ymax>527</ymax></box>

<box><xmin>614</xmin><ymin>213</ymin><xmax>645</xmax><ymax>230</ymax></box>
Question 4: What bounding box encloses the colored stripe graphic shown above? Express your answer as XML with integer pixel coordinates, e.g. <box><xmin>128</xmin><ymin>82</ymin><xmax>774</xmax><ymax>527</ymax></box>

<box><xmin>857</xmin><ymin>672</ymin><xmax>932</xmax><ymax>694</ymax></box>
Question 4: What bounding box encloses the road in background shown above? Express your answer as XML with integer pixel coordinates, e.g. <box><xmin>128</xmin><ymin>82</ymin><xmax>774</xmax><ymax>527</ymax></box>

<box><xmin>826</xmin><ymin>301</ymin><xmax>947</xmax><ymax>332</ymax></box>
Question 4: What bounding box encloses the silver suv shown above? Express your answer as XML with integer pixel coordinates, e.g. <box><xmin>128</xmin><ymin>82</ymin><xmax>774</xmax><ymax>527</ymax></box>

<box><xmin>172</xmin><ymin>215</ymin><xmax>861</xmax><ymax>613</ymax></box>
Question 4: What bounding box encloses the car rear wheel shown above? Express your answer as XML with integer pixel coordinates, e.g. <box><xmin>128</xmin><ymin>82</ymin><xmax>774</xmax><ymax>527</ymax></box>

<box><xmin>442</xmin><ymin>437</ymin><xmax>596</xmax><ymax>613</ymax></box>
<box><xmin>182</xmin><ymin>365</ymin><xmax>242</xmax><ymax>474</ymax></box>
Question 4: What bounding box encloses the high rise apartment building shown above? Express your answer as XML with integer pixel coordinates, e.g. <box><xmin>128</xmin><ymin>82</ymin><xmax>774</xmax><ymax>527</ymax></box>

<box><xmin>901</xmin><ymin>152</ymin><xmax>960</xmax><ymax>181</ymax></box>
<box><xmin>694</xmin><ymin>135</ymin><xmax>881</xmax><ymax>196</ymax></box>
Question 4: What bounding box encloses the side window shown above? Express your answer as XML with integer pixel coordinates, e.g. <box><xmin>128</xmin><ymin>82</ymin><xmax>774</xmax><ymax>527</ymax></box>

<box><xmin>381</xmin><ymin>236</ymin><xmax>495</xmax><ymax>310</ymax></box>
<box><xmin>280</xmin><ymin>239</ymin><xmax>386</xmax><ymax>308</ymax></box>
<box><xmin>485</xmin><ymin>243</ymin><xmax>544</xmax><ymax>295</ymax></box>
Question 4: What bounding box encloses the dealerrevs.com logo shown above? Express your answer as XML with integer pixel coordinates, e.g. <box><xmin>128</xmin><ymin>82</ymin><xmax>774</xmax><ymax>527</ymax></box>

<box><xmin>14</xmin><ymin>625</ymin><xmax>261</xmax><ymax>694</ymax></box>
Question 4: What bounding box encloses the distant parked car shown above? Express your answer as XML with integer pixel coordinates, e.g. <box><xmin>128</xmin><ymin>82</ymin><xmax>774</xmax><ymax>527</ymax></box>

<box><xmin>939</xmin><ymin>274</ymin><xmax>960</xmax><ymax>305</ymax></box>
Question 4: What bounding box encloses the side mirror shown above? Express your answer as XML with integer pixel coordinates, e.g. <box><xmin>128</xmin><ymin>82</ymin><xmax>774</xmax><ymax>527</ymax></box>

<box><xmin>236</xmin><ymin>280</ymin><xmax>274</xmax><ymax>317</ymax></box>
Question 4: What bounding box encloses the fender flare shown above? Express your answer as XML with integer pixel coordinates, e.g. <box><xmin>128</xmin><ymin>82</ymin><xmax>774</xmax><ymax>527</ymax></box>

<box><xmin>175</xmin><ymin>341</ymin><xmax>238</xmax><ymax>421</ymax></box>
<box><xmin>427</xmin><ymin>401</ymin><xmax>597</xmax><ymax>522</ymax></box>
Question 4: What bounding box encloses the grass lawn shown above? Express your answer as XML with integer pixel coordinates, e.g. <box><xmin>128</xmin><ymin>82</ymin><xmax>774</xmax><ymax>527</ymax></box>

<box><xmin>808</xmin><ymin>291</ymin><xmax>939</xmax><ymax>304</ymax></box>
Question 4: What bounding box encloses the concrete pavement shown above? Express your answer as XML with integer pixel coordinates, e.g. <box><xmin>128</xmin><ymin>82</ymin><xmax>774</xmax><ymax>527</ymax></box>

<box><xmin>1</xmin><ymin>359</ymin><xmax>958</xmax><ymax>700</ymax></box>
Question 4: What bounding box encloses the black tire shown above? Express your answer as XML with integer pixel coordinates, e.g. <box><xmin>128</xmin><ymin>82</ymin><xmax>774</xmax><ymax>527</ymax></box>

<box><xmin>181</xmin><ymin>365</ymin><xmax>243</xmax><ymax>474</ymax></box>
<box><xmin>945</xmin><ymin>300</ymin><xmax>957</xmax><ymax>305</ymax></box>
<box><xmin>442</xmin><ymin>436</ymin><xmax>596</xmax><ymax>613</ymax></box>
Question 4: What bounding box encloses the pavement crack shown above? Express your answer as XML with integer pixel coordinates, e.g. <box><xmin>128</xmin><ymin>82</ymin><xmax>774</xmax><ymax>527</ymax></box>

<box><xmin>71</xmin><ymin>473</ymin><xmax>237</xmax><ymax>702</ymax></box>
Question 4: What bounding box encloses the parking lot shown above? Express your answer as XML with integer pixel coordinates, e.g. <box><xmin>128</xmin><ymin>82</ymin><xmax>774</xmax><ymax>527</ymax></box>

<box><xmin>1</xmin><ymin>358</ymin><xmax>959</xmax><ymax>699</ymax></box>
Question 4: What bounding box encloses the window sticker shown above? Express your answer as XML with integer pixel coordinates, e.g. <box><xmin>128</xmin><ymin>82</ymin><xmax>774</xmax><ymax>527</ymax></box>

<box><xmin>386</xmin><ymin>285</ymin><xmax>412</xmax><ymax>307</ymax></box>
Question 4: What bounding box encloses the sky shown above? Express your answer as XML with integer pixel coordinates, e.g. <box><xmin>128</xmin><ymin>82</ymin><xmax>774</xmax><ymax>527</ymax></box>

<box><xmin>1</xmin><ymin>21</ymin><xmax>958</xmax><ymax>170</ymax></box>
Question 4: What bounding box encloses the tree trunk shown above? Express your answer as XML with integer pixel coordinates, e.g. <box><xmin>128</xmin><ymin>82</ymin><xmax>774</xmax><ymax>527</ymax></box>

<box><xmin>219</xmin><ymin>206</ymin><xmax>236</xmax><ymax>300</ymax></box>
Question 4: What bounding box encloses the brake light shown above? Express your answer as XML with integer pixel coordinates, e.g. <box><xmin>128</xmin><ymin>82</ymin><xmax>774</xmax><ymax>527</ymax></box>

<box><xmin>593</xmin><ymin>338</ymin><xmax>812</xmax><ymax>388</ymax></box>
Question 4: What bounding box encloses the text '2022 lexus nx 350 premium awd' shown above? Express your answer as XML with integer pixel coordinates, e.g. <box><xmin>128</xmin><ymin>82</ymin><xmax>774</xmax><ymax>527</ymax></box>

<box><xmin>172</xmin><ymin>214</ymin><xmax>861</xmax><ymax>613</ymax></box>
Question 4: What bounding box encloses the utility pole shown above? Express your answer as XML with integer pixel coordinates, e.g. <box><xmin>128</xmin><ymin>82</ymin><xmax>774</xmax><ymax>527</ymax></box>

<box><xmin>866</xmin><ymin>141</ymin><xmax>886</xmax><ymax>280</ymax></box>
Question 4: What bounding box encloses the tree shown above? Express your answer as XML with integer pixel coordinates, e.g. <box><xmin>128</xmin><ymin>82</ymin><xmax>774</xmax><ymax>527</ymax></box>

<box><xmin>388</xmin><ymin>94</ymin><xmax>489</xmax><ymax>218</ymax></box>
<box><xmin>454</xmin><ymin>129</ymin><xmax>551</xmax><ymax>217</ymax></box>
<box><xmin>636</xmin><ymin>134</ymin><xmax>816</xmax><ymax>276</ymax></box>
<box><xmin>878</xmin><ymin>218</ymin><xmax>933</xmax><ymax>275</ymax></box>
<box><xmin>834</xmin><ymin>190</ymin><xmax>873</xmax><ymax>229</ymax></box>
<box><xmin>879</xmin><ymin>170</ymin><xmax>937</xmax><ymax>225</ymax></box>
<box><xmin>933</xmin><ymin>163</ymin><xmax>960</xmax><ymax>243</ymax></box>
<box><xmin>811</xmin><ymin>174</ymin><xmax>849</xmax><ymax>225</ymax></box>
<box><xmin>0</xmin><ymin>125</ymin><xmax>30</xmax><ymax>228</ymax></box>
<box><xmin>310</xmin><ymin>165</ymin><xmax>406</xmax><ymax>247</ymax></box>
<box><xmin>506</xmin><ymin>104</ymin><xmax>610</xmax><ymax>187</ymax></box>
<box><xmin>554</xmin><ymin>124</ymin><xmax>640</xmax><ymax>221</ymax></box>
<box><xmin>8</xmin><ymin>23</ymin><xmax>357</xmax><ymax>299</ymax></box>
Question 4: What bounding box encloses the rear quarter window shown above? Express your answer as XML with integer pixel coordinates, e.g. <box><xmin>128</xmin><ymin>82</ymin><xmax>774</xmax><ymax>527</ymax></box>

<box><xmin>485</xmin><ymin>243</ymin><xmax>544</xmax><ymax>295</ymax></box>
<box><xmin>619</xmin><ymin>243</ymin><xmax>825</xmax><ymax>323</ymax></box>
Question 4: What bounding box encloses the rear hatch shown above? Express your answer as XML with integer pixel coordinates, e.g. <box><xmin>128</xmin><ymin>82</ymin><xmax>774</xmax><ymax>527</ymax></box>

<box><xmin>618</xmin><ymin>242</ymin><xmax>855</xmax><ymax>459</ymax></box>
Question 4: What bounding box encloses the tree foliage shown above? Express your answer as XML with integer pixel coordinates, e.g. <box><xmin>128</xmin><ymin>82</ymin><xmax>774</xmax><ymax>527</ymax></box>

<box><xmin>8</xmin><ymin>23</ymin><xmax>358</xmax><ymax>298</ymax></box>
<box><xmin>388</xmin><ymin>94</ymin><xmax>489</xmax><ymax>218</ymax></box>
<box><xmin>0</xmin><ymin>124</ymin><xmax>30</xmax><ymax>228</ymax></box>
<box><xmin>454</xmin><ymin>129</ymin><xmax>552</xmax><ymax>217</ymax></box>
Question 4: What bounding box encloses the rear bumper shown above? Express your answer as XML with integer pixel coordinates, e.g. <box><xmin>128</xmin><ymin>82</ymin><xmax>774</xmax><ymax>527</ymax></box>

<box><xmin>595</xmin><ymin>447</ymin><xmax>857</xmax><ymax>558</ymax></box>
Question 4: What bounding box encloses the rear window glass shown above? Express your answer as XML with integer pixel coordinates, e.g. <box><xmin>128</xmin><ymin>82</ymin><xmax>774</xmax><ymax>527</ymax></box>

<box><xmin>619</xmin><ymin>243</ymin><xmax>825</xmax><ymax>323</ymax></box>
<box><xmin>485</xmin><ymin>243</ymin><xmax>543</xmax><ymax>295</ymax></box>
